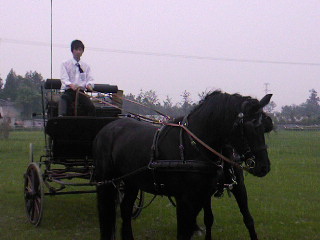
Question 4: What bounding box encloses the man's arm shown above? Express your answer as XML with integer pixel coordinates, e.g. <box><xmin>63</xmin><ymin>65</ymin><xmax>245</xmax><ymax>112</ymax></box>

<box><xmin>85</xmin><ymin>65</ymin><xmax>94</xmax><ymax>91</ymax></box>
<box><xmin>60</xmin><ymin>62</ymin><xmax>72</xmax><ymax>89</ymax></box>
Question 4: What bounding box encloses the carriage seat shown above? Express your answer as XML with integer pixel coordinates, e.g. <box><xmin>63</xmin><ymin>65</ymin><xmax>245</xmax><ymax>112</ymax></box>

<box><xmin>44</xmin><ymin>79</ymin><xmax>119</xmax><ymax>93</ymax></box>
<box><xmin>44</xmin><ymin>79</ymin><xmax>122</xmax><ymax>117</ymax></box>
<box><xmin>44</xmin><ymin>79</ymin><xmax>62</xmax><ymax>118</ymax></box>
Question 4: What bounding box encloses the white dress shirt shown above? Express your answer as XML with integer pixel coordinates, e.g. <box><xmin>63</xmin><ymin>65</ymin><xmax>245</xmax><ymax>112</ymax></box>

<box><xmin>60</xmin><ymin>58</ymin><xmax>94</xmax><ymax>90</ymax></box>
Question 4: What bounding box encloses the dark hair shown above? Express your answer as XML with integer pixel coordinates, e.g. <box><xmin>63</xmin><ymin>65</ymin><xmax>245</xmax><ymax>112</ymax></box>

<box><xmin>71</xmin><ymin>40</ymin><xmax>85</xmax><ymax>52</ymax></box>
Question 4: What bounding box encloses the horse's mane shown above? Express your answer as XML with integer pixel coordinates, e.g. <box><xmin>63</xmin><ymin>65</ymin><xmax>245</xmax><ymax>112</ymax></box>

<box><xmin>174</xmin><ymin>90</ymin><xmax>261</xmax><ymax>142</ymax></box>
<box><xmin>170</xmin><ymin>90</ymin><xmax>257</xmax><ymax>129</ymax></box>
<box><xmin>190</xmin><ymin>90</ymin><xmax>253</xmax><ymax>118</ymax></box>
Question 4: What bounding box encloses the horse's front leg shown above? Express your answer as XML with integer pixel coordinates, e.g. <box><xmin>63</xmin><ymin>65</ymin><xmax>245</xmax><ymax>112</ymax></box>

<box><xmin>232</xmin><ymin>170</ymin><xmax>258</xmax><ymax>240</ymax></box>
<box><xmin>176</xmin><ymin>196</ymin><xmax>202</xmax><ymax>240</ymax></box>
<box><xmin>192</xmin><ymin>197</ymin><xmax>213</xmax><ymax>240</ymax></box>
<box><xmin>203</xmin><ymin>196</ymin><xmax>214</xmax><ymax>240</ymax></box>
<box><xmin>120</xmin><ymin>186</ymin><xmax>139</xmax><ymax>240</ymax></box>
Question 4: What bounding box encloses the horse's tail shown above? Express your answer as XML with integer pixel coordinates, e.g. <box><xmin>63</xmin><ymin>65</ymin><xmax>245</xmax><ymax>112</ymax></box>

<box><xmin>97</xmin><ymin>184</ymin><xmax>118</xmax><ymax>240</ymax></box>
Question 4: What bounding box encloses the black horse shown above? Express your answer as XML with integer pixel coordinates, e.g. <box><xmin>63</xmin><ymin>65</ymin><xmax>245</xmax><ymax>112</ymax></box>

<box><xmin>93</xmin><ymin>91</ymin><xmax>273</xmax><ymax>240</ymax></box>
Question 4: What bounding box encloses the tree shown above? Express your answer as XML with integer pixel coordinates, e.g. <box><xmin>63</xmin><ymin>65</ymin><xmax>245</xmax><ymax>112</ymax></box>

<box><xmin>0</xmin><ymin>76</ymin><xmax>3</xmax><ymax>89</ymax></box>
<box><xmin>0</xmin><ymin>70</ymin><xmax>44</xmax><ymax>119</ymax></box>
<box><xmin>281</xmin><ymin>105</ymin><xmax>299</xmax><ymax>123</ymax></box>
<box><xmin>304</xmin><ymin>89</ymin><xmax>320</xmax><ymax>116</ymax></box>
<box><xmin>25</xmin><ymin>71</ymin><xmax>44</xmax><ymax>90</ymax></box>
<box><xmin>180</xmin><ymin>90</ymin><xmax>193</xmax><ymax>115</ymax></box>
<box><xmin>163</xmin><ymin>95</ymin><xmax>173</xmax><ymax>109</ymax></box>
<box><xmin>0</xmin><ymin>69</ymin><xmax>20</xmax><ymax>101</ymax></box>
<box><xmin>136</xmin><ymin>89</ymin><xmax>159</xmax><ymax>106</ymax></box>
<box><xmin>279</xmin><ymin>89</ymin><xmax>320</xmax><ymax>124</ymax></box>
<box><xmin>306</xmin><ymin>89</ymin><xmax>320</xmax><ymax>106</ymax></box>
<box><xmin>161</xmin><ymin>95</ymin><xmax>177</xmax><ymax>118</ymax></box>
<box><xmin>16</xmin><ymin>80</ymin><xmax>42</xmax><ymax>118</ymax></box>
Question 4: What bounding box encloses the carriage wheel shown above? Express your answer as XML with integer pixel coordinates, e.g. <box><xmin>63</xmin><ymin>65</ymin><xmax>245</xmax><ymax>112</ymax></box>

<box><xmin>131</xmin><ymin>189</ymin><xmax>144</xmax><ymax>219</ymax></box>
<box><xmin>24</xmin><ymin>162</ymin><xmax>44</xmax><ymax>226</ymax></box>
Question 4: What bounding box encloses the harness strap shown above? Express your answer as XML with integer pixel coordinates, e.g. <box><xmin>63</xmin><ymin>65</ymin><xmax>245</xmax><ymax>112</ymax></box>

<box><xmin>95</xmin><ymin>165</ymin><xmax>149</xmax><ymax>186</ymax></box>
<box><xmin>178</xmin><ymin>115</ymin><xmax>189</xmax><ymax>162</ymax></box>
<box><xmin>163</xmin><ymin>122</ymin><xmax>250</xmax><ymax>172</ymax></box>
<box><xmin>149</xmin><ymin>126</ymin><xmax>168</xmax><ymax>193</ymax></box>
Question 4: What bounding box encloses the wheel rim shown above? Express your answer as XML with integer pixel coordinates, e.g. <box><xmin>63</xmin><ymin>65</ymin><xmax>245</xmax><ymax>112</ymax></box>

<box><xmin>24</xmin><ymin>163</ymin><xmax>44</xmax><ymax>226</ymax></box>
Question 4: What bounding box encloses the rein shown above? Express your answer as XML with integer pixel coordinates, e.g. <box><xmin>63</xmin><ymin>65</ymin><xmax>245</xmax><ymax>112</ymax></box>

<box><xmin>112</xmin><ymin>93</ymin><xmax>172</xmax><ymax>121</ymax></box>
<box><xmin>78</xmin><ymin>91</ymin><xmax>164</xmax><ymax>124</ymax></box>
<box><xmin>74</xmin><ymin>88</ymin><xmax>81</xmax><ymax>116</ymax></box>
<box><xmin>79</xmin><ymin>91</ymin><xmax>250</xmax><ymax>172</ymax></box>
<box><xmin>163</xmin><ymin>122</ymin><xmax>251</xmax><ymax>172</ymax></box>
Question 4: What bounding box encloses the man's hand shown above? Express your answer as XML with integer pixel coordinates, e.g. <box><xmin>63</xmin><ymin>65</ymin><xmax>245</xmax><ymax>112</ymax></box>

<box><xmin>86</xmin><ymin>84</ymin><xmax>93</xmax><ymax>92</ymax></box>
<box><xmin>69</xmin><ymin>84</ymin><xmax>77</xmax><ymax>91</ymax></box>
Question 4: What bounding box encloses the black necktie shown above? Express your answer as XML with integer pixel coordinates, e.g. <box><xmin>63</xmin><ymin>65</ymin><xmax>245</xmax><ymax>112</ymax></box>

<box><xmin>76</xmin><ymin>63</ymin><xmax>84</xmax><ymax>73</ymax></box>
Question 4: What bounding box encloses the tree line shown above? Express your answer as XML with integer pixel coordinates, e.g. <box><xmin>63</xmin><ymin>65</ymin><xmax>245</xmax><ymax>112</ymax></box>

<box><xmin>0</xmin><ymin>70</ymin><xmax>319</xmax><ymax>124</ymax></box>
<box><xmin>274</xmin><ymin>89</ymin><xmax>320</xmax><ymax>125</ymax></box>
<box><xmin>0</xmin><ymin>70</ymin><xmax>43</xmax><ymax>119</ymax></box>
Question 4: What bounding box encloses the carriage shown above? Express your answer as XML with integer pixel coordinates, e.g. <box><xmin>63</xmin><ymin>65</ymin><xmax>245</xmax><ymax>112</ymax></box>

<box><xmin>23</xmin><ymin>79</ymin><xmax>144</xmax><ymax>226</ymax></box>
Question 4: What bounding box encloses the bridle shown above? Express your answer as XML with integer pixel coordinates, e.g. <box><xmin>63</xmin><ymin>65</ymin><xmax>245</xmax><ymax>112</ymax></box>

<box><xmin>231</xmin><ymin>111</ymin><xmax>269</xmax><ymax>169</ymax></box>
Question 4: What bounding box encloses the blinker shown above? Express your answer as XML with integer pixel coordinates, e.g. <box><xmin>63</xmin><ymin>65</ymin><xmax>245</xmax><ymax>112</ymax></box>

<box><xmin>245</xmin><ymin>157</ymin><xmax>256</xmax><ymax>169</ymax></box>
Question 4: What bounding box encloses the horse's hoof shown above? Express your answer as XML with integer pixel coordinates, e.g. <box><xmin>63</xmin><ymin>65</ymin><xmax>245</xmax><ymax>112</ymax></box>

<box><xmin>194</xmin><ymin>229</ymin><xmax>203</xmax><ymax>236</ymax></box>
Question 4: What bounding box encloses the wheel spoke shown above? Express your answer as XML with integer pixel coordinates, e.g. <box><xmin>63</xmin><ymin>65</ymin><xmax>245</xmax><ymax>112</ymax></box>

<box><xmin>26</xmin><ymin>199</ymin><xmax>32</xmax><ymax>212</ymax></box>
<box><xmin>27</xmin><ymin>176</ymin><xmax>32</xmax><ymax>192</ymax></box>
<box><xmin>30</xmin><ymin>199</ymin><xmax>35</xmax><ymax>221</ymax></box>
<box><xmin>34</xmin><ymin>197</ymin><xmax>41</xmax><ymax>220</ymax></box>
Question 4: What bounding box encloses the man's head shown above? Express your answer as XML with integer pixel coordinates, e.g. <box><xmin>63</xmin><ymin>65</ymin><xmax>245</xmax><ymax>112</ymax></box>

<box><xmin>71</xmin><ymin>40</ymin><xmax>85</xmax><ymax>52</ymax></box>
<box><xmin>71</xmin><ymin>40</ymin><xmax>84</xmax><ymax>61</ymax></box>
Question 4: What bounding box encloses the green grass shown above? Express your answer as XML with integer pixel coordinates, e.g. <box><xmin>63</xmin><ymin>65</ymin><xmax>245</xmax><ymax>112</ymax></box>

<box><xmin>0</xmin><ymin>130</ymin><xmax>319</xmax><ymax>239</ymax></box>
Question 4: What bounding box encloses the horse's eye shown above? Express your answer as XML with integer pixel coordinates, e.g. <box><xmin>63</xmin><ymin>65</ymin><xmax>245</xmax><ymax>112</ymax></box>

<box><xmin>250</xmin><ymin>118</ymin><xmax>261</xmax><ymax>128</ymax></box>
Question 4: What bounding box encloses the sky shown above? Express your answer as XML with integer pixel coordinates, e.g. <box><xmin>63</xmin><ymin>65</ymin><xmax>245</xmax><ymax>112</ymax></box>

<box><xmin>1</xmin><ymin>0</ymin><xmax>319</xmax><ymax>110</ymax></box>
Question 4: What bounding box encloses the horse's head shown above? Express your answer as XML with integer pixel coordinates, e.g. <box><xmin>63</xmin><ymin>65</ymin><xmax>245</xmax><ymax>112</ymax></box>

<box><xmin>230</xmin><ymin>94</ymin><xmax>273</xmax><ymax>177</ymax></box>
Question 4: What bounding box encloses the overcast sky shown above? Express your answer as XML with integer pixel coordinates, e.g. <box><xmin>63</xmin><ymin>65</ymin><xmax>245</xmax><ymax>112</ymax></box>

<box><xmin>1</xmin><ymin>0</ymin><xmax>319</xmax><ymax>110</ymax></box>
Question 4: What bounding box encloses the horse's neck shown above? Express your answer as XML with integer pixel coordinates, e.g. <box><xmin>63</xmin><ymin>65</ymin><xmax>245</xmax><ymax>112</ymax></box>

<box><xmin>187</xmin><ymin>115</ymin><xmax>224</xmax><ymax>150</ymax></box>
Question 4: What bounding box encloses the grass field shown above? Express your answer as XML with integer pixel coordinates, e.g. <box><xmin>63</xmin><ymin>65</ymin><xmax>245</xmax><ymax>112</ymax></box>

<box><xmin>0</xmin><ymin>130</ymin><xmax>319</xmax><ymax>240</ymax></box>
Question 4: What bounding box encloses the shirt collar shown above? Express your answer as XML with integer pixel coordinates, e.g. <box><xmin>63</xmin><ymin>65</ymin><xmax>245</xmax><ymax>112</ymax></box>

<box><xmin>72</xmin><ymin>58</ymin><xmax>82</xmax><ymax>65</ymax></box>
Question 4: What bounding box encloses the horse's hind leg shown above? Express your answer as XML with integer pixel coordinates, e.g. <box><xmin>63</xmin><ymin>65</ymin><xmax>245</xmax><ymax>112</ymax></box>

<box><xmin>232</xmin><ymin>170</ymin><xmax>258</xmax><ymax>240</ymax></box>
<box><xmin>97</xmin><ymin>185</ymin><xmax>117</xmax><ymax>240</ymax></box>
<box><xmin>120</xmin><ymin>186</ymin><xmax>139</xmax><ymax>240</ymax></box>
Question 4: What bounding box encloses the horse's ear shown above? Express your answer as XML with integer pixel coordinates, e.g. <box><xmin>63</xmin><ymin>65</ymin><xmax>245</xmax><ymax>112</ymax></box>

<box><xmin>259</xmin><ymin>94</ymin><xmax>273</xmax><ymax>108</ymax></box>
<box><xmin>242</xmin><ymin>94</ymin><xmax>273</xmax><ymax>115</ymax></box>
